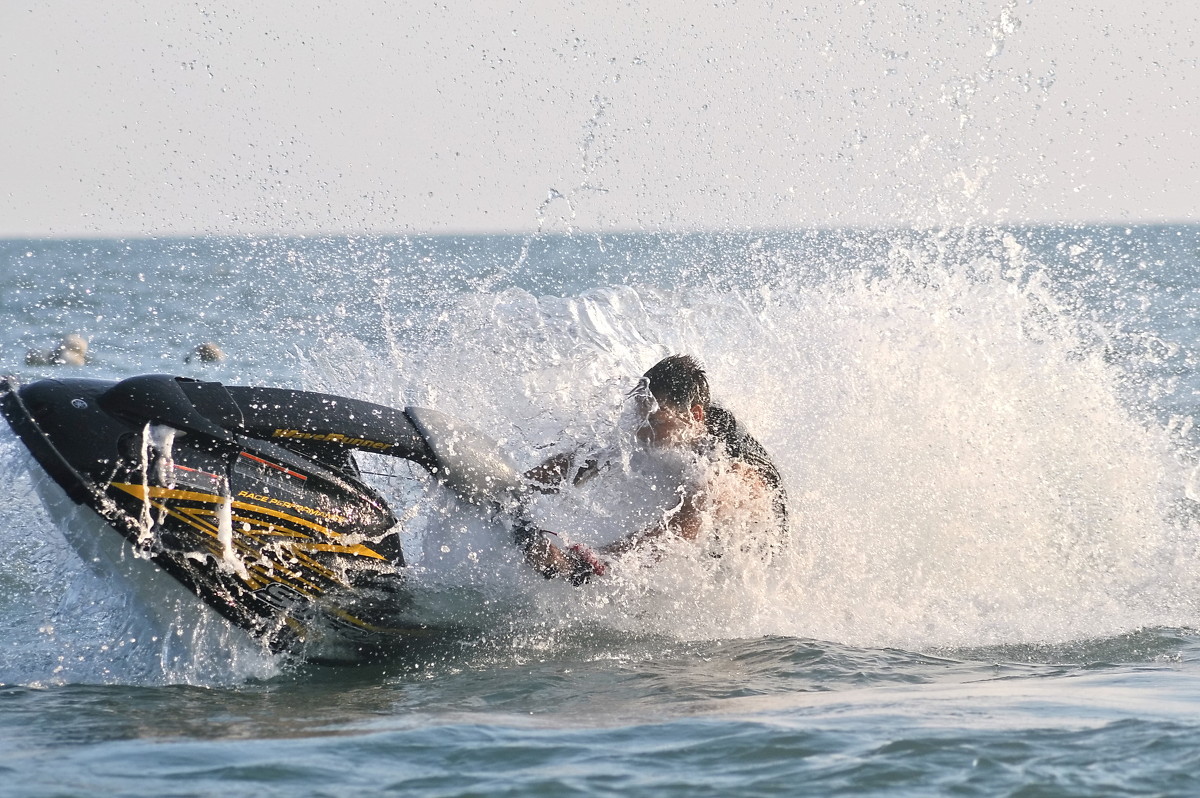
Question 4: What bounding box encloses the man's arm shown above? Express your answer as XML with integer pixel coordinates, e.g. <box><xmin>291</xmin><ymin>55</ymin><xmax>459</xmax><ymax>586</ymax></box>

<box><xmin>597</xmin><ymin>463</ymin><xmax>774</xmax><ymax>558</ymax></box>
<box><xmin>520</xmin><ymin>464</ymin><xmax>768</xmax><ymax>584</ymax></box>
<box><xmin>597</xmin><ymin>489</ymin><xmax>704</xmax><ymax>558</ymax></box>
<box><xmin>519</xmin><ymin>487</ymin><xmax>703</xmax><ymax>583</ymax></box>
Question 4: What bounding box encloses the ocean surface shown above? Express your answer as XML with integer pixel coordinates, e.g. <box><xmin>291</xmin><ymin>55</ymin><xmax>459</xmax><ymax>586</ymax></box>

<box><xmin>2</xmin><ymin>225</ymin><xmax>1200</xmax><ymax>796</ymax></box>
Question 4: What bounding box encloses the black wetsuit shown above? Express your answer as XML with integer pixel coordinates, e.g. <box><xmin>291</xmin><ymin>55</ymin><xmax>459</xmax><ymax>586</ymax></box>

<box><xmin>703</xmin><ymin>404</ymin><xmax>789</xmax><ymax>529</ymax></box>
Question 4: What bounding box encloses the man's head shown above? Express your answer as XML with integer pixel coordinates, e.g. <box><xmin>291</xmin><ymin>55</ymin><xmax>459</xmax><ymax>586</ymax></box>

<box><xmin>638</xmin><ymin>354</ymin><xmax>709</xmax><ymax>446</ymax></box>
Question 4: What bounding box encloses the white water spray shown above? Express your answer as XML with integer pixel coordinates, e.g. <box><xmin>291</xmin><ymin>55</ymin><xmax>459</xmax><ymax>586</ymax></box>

<box><xmin>308</xmin><ymin>233</ymin><xmax>1199</xmax><ymax>650</ymax></box>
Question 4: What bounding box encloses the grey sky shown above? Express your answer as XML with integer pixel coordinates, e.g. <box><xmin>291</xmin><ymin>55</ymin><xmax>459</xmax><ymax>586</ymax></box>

<box><xmin>2</xmin><ymin>1</ymin><xmax>1197</xmax><ymax>237</ymax></box>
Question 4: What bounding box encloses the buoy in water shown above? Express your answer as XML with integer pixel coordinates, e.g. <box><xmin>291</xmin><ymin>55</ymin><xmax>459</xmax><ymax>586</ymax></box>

<box><xmin>185</xmin><ymin>342</ymin><xmax>226</xmax><ymax>364</ymax></box>
<box><xmin>25</xmin><ymin>334</ymin><xmax>89</xmax><ymax>367</ymax></box>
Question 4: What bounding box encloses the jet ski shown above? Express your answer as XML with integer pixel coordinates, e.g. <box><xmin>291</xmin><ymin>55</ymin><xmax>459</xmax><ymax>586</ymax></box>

<box><xmin>0</xmin><ymin>373</ymin><xmax>530</xmax><ymax>663</ymax></box>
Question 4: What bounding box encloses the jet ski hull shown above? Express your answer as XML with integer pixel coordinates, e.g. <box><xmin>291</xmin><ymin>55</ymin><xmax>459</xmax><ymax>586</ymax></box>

<box><xmin>0</xmin><ymin>375</ymin><xmax>471</xmax><ymax>662</ymax></box>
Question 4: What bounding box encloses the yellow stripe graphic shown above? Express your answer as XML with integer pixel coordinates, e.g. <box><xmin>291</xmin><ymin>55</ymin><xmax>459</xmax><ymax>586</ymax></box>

<box><xmin>109</xmin><ymin>483</ymin><xmax>387</xmax><ymax>561</ymax></box>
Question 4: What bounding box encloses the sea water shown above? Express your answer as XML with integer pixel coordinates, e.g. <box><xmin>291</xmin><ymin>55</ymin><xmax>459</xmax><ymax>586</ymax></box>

<box><xmin>1</xmin><ymin>226</ymin><xmax>1199</xmax><ymax>796</ymax></box>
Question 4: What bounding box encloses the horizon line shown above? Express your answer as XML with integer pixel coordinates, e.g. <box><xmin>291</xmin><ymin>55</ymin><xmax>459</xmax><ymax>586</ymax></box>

<box><xmin>3</xmin><ymin>217</ymin><xmax>1199</xmax><ymax>243</ymax></box>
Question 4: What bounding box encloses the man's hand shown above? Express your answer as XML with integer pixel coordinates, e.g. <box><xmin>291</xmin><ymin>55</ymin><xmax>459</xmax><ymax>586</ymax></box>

<box><xmin>515</xmin><ymin>522</ymin><xmax>608</xmax><ymax>585</ymax></box>
<box><xmin>565</xmin><ymin>543</ymin><xmax>607</xmax><ymax>585</ymax></box>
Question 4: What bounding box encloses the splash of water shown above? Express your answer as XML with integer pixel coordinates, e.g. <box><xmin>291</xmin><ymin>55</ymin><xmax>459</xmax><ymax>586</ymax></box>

<box><xmin>2</xmin><ymin>228</ymin><xmax>1196</xmax><ymax>685</ymax></box>
<box><xmin>306</xmin><ymin>230</ymin><xmax>1198</xmax><ymax>651</ymax></box>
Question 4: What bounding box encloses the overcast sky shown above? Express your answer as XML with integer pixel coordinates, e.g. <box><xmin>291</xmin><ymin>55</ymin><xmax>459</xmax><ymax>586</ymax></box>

<box><xmin>2</xmin><ymin>1</ymin><xmax>1197</xmax><ymax>237</ymax></box>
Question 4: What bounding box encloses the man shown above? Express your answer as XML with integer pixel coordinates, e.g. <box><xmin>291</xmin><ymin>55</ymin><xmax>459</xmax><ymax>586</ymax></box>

<box><xmin>518</xmin><ymin>354</ymin><xmax>788</xmax><ymax>585</ymax></box>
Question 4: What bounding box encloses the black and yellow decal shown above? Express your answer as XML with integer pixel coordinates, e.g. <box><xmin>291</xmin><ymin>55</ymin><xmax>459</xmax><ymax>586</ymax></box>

<box><xmin>271</xmin><ymin>428</ymin><xmax>393</xmax><ymax>451</ymax></box>
<box><xmin>234</xmin><ymin>490</ymin><xmax>349</xmax><ymax>524</ymax></box>
<box><xmin>108</xmin><ymin>483</ymin><xmax>387</xmax><ymax>600</ymax></box>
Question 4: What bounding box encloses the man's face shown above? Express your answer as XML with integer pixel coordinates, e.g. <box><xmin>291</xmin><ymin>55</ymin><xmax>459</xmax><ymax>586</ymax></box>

<box><xmin>639</xmin><ymin>394</ymin><xmax>704</xmax><ymax>448</ymax></box>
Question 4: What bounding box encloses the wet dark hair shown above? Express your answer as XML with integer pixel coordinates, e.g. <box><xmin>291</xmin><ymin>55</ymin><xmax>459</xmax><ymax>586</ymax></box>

<box><xmin>643</xmin><ymin>354</ymin><xmax>710</xmax><ymax>411</ymax></box>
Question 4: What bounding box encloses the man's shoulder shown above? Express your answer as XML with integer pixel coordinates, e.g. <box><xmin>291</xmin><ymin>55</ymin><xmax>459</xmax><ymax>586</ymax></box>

<box><xmin>707</xmin><ymin>406</ymin><xmax>777</xmax><ymax>474</ymax></box>
<box><xmin>706</xmin><ymin>404</ymin><xmax>789</xmax><ymax>528</ymax></box>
